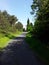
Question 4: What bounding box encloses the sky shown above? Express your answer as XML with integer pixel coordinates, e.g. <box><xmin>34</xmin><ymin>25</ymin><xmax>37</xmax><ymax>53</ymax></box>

<box><xmin>0</xmin><ymin>0</ymin><xmax>35</xmax><ymax>28</ymax></box>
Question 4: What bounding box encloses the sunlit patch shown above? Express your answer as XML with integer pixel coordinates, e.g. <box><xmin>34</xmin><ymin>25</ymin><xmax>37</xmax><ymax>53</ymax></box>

<box><xmin>8</xmin><ymin>39</ymin><xmax>23</xmax><ymax>44</ymax></box>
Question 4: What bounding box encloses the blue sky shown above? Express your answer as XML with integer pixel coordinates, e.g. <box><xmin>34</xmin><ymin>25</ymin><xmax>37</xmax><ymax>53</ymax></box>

<box><xmin>0</xmin><ymin>0</ymin><xmax>35</xmax><ymax>28</ymax></box>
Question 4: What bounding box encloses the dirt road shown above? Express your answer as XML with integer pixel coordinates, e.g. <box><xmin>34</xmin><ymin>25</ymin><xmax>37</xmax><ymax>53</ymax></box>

<box><xmin>0</xmin><ymin>32</ymin><xmax>45</xmax><ymax>65</ymax></box>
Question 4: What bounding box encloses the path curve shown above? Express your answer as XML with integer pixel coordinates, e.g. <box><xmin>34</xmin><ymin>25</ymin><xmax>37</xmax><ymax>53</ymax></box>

<box><xmin>0</xmin><ymin>32</ymin><xmax>45</xmax><ymax>65</ymax></box>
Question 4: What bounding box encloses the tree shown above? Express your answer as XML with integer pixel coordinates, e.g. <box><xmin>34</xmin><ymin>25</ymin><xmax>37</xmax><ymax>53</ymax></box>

<box><xmin>23</xmin><ymin>28</ymin><xmax>26</xmax><ymax>32</ymax></box>
<box><xmin>9</xmin><ymin>15</ymin><xmax>18</xmax><ymax>26</ymax></box>
<box><xmin>0</xmin><ymin>11</ymin><xmax>10</xmax><ymax>33</ymax></box>
<box><xmin>0</xmin><ymin>10</ymin><xmax>17</xmax><ymax>33</ymax></box>
<box><xmin>31</xmin><ymin>0</ymin><xmax>49</xmax><ymax>44</ymax></box>
<box><xmin>26</xmin><ymin>18</ymin><xmax>33</xmax><ymax>32</ymax></box>
<box><xmin>26</xmin><ymin>18</ymin><xmax>30</xmax><ymax>31</ymax></box>
<box><xmin>29</xmin><ymin>23</ymin><xmax>33</xmax><ymax>32</ymax></box>
<box><xmin>15</xmin><ymin>22</ymin><xmax>23</xmax><ymax>31</ymax></box>
<box><xmin>0</xmin><ymin>10</ymin><xmax>23</xmax><ymax>35</ymax></box>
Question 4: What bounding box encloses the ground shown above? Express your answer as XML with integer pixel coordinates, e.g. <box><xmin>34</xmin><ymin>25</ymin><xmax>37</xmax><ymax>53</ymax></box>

<box><xmin>0</xmin><ymin>32</ymin><xmax>45</xmax><ymax>65</ymax></box>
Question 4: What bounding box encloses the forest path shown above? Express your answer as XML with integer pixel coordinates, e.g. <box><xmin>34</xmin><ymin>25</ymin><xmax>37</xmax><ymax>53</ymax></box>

<box><xmin>0</xmin><ymin>32</ymin><xmax>45</xmax><ymax>65</ymax></box>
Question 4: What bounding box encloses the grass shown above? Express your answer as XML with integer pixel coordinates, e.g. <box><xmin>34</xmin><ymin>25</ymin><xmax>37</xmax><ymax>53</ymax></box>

<box><xmin>0</xmin><ymin>31</ymin><xmax>22</xmax><ymax>48</ymax></box>
<box><xmin>0</xmin><ymin>37</ymin><xmax>10</xmax><ymax>48</ymax></box>
<box><xmin>26</xmin><ymin>33</ymin><xmax>49</xmax><ymax>65</ymax></box>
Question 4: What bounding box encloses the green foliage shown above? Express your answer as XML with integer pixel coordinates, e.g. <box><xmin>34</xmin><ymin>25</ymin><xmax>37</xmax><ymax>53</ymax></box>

<box><xmin>0</xmin><ymin>10</ymin><xmax>23</xmax><ymax>48</ymax></box>
<box><xmin>15</xmin><ymin>22</ymin><xmax>23</xmax><ymax>31</ymax></box>
<box><xmin>0</xmin><ymin>10</ymin><xmax>23</xmax><ymax>33</ymax></box>
<box><xmin>0</xmin><ymin>37</ymin><xmax>10</xmax><ymax>48</ymax></box>
<box><xmin>26</xmin><ymin>18</ymin><xmax>33</xmax><ymax>32</ymax></box>
<box><xmin>0</xmin><ymin>11</ymin><xmax>17</xmax><ymax>33</ymax></box>
<box><xmin>9</xmin><ymin>15</ymin><xmax>18</xmax><ymax>26</ymax></box>
<box><xmin>0</xmin><ymin>11</ymin><xmax>10</xmax><ymax>32</ymax></box>
<box><xmin>26</xmin><ymin>18</ymin><xmax>30</xmax><ymax>31</ymax></box>
<box><xmin>26</xmin><ymin>1</ymin><xmax>49</xmax><ymax>64</ymax></box>
<box><xmin>29</xmin><ymin>23</ymin><xmax>33</xmax><ymax>32</ymax></box>
<box><xmin>0</xmin><ymin>31</ymin><xmax>22</xmax><ymax>48</ymax></box>
<box><xmin>31</xmin><ymin>0</ymin><xmax>49</xmax><ymax>44</ymax></box>
<box><xmin>26</xmin><ymin>33</ymin><xmax>49</xmax><ymax>65</ymax></box>
<box><xmin>23</xmin><ymin>28</ymin><xmax>26</xmax><ymax>32</ymax></box>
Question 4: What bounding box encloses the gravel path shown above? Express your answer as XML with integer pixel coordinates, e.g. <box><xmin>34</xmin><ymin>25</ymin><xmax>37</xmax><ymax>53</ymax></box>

<box><xmin>0</xmin><ymin>32</ymin><xmax>45</xmax><ymax>65</ymax></box>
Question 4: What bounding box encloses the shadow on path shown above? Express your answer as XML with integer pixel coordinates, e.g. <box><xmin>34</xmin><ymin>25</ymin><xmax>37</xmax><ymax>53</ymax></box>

<box><xmin>0</xmin><ymin>32</ymin><xmax>45</xmax><ymax>65</ymax></box>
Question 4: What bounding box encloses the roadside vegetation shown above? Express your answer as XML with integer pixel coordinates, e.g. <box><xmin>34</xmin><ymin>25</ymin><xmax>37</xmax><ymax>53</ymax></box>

<box><xmin>0</xmin><ymin>31</ymin><xmax>22</xmax><ymax>48</ymax></box>
<box><xmin>0</xmin><ymin>10</ymin><xmax>23</xmax><ymax>48</ymax></box>
<box><xmin>26</xmin><ymin>0</ymin><xmax>49</xmax><ymax>65</ymax></box>
<box><xmin>26</xmin><ymin>33</ymin><xmax>49</xmax><ymax>65</ymax></box>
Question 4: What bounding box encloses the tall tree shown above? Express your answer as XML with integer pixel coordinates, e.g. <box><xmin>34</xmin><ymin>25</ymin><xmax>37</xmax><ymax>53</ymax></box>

<box><xmin>15</xmin><ymin>22</ymin><xmax>23</xmax><ymax>31</ymax></box>
<box><xmin>29</xmin><ymin>23</ymin><xmax>33</xmax><ymax>32</ymax></box>
<box><xmin>0</xmin><ymin>10</ymin><xmax>18</xmax><ymax>33</ymax></box>
<box><xmin>26</xmin><ymin>18</ymin><xmax>30</xmax><ymax>31</ymax></box>
<box><xmin>0</xmin><ymin>11</ymin><xmax>10</xmax><ymax>32</ymax></box>
<box><xmin>26</xmin><ymin>18</ymin><xmax>33</xmax><ymax>32</ymax></box>
<box><xmin>31</xmin><ymin>0</ymin><xmax>49</xmax><ymax>43</ymax></box>
<box><xmin>9</xmin><ymin>15</ymin><xmax>18</xmax><ymax>26</ymax></box>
